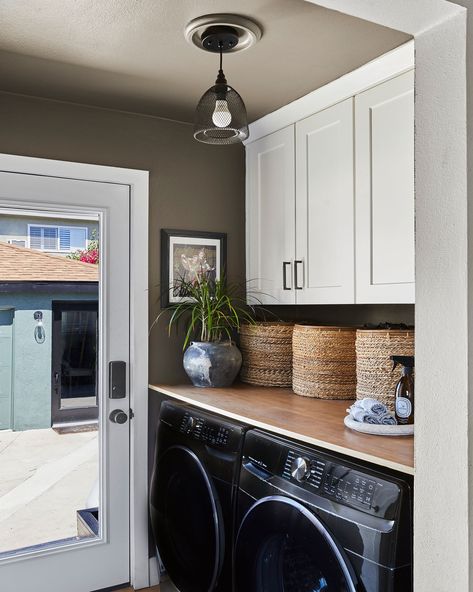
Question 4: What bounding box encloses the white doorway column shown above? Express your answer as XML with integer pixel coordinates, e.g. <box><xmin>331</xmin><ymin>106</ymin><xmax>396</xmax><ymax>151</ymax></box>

<box><xmin>305</xmin><ymin>2</ymin><xmax>469</xmax><ymax>591</ymax></box>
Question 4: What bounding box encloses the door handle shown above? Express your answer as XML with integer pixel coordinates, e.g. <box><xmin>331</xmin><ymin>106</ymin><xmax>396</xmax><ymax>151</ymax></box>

<box><xmin>294</xmin><ymin>260</ymin><xmax>304</xmax><ymax>290</ymax></box>
<box><xmin>282</xmin><ymin>261</ymin><xmax>292</xmax><ymax>290</ymax></box>
<box><xmin>109</xmin><ymin>409</ymin><xmax>128</xmax><ymax>424</ymax></box>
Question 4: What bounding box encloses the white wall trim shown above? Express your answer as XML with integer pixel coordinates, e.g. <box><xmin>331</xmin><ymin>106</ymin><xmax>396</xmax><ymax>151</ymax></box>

<box><xmin>245</xmin><ymin>39</ymin><xmax>414</xmax><ymax>144</ymax></box>
<box><xmin>0</xmin><ymin>153</ymin><xmax>150</xmax><ymax>590</ymax></box>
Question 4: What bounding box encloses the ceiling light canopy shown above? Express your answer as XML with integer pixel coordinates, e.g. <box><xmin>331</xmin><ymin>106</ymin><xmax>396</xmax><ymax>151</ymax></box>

<box><xmin>186</xmin><ymin>15</ymin><xmax>262</xmax><ymax>146</ymax></box>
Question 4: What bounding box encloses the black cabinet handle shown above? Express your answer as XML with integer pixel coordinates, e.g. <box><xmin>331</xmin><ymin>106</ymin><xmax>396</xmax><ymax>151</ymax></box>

<box><xmin>283</xmin><ymin>261</ymin><xmax>292</xmax><ymax>290</ymax></box>
<box><xmin>294</xmin><ymin>260</ymin><xmax>304</xmax><ymax>290</ymax></box>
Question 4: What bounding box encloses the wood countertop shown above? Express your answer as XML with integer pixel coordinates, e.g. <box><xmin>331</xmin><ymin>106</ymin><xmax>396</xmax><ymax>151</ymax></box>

<box><xmin>149</xmin><ymin>383</ymin><xmax>414</xmax><ymax>475</ymax></box>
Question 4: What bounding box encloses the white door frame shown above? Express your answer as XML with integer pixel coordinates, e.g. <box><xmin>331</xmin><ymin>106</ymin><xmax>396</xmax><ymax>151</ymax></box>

<box><xmin>306</xmin><ymin>2</ymin><xmax>468</xmax><ymax>591</ymax></box>
<box><xmin>0</xmin><ymin>153</ymin><xmax>150</xmax><ymax>590</ymax></box>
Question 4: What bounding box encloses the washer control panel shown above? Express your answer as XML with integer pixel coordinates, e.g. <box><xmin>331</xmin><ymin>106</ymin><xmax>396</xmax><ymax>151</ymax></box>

<box><xmin>322</xmin><ymin>465</ymin><xmax>377</xmax><ymax>508</ymax></box>
<box><xmin>283</xmin><ymin>449</ymin><xmax>326</xmax><ymax>489</ymax></box>
<box><xmin>179</xmin><ymin>411</ymin><xmax>231</xmax><ymax>447</ymax></box>
<box><xmin>281</xmin><ymin>448</ymin><xmax>385</xmax><ymax>511</ymax></box>
<box><xmin>242</xmin><ymin>430</ymin><xmax>405</xmax><ymax>519</ymax></box>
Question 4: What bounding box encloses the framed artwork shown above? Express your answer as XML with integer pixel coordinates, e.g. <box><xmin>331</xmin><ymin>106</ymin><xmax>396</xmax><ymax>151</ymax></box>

<box><xmin>160</xmin><ymin>229</ymin><xmax>227</xmax><ymax>307</ymax></box>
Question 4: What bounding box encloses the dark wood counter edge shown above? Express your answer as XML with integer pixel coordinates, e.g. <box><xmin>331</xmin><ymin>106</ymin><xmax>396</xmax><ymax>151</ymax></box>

<box><xmin>149</xmin><ymin>383</ymin><xmax>415</xmax><ymax>476</ymax></box>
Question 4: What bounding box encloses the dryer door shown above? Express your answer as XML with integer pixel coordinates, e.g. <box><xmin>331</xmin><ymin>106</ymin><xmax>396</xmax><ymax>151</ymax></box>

<box><xmin>235</xmin><ymin>495</ymin><xmax>357</xmax><ymax>592</ymax></box>
<box><xmin>149</xmin><ymin>445</ymin><xmax>224</xmax><ymax>592</ymax></box>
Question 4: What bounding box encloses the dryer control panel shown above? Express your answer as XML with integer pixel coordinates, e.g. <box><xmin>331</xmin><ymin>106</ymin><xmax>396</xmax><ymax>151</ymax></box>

<box><xmin>158</xmin><ymin>400</ymin><xmax>246</xmax><ymax>453</ymax></box>
<box><xmin>179</xmin><ymin>411</ymin><xmax>231</xmax><ymax>447</ymax></box>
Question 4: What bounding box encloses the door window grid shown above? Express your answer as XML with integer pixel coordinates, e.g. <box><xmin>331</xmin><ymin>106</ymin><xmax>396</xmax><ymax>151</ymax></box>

<box><xmin>28</xmin><ymin>224</ymin><xmax>88</xmax><ymax>252</ymax></box>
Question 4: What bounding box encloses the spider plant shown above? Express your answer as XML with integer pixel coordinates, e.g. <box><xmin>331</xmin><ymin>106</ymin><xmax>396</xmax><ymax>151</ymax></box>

<box><xmin>153</xmin><ymin>274</ymin><xmax>257</xmax><ymax>351</ymax></box>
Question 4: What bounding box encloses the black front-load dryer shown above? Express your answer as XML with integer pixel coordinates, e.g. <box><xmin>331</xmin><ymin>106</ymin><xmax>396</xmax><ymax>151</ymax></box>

<box><xmin>150</xmin><ymin>401</ymin><xmax>248</xmax><ymax>592</ymax></box>
<box><xmin>235</xmin><ymin>430</ymin><xmax>413</xmax><ymax>592</ymax></box>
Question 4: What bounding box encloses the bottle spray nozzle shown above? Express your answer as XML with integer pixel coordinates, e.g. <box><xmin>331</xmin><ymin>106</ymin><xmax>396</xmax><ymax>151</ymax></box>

<box><xmin>391</xmin><ymin>355</ymin><xmax>415</xmax><ymax>372</ymax></box>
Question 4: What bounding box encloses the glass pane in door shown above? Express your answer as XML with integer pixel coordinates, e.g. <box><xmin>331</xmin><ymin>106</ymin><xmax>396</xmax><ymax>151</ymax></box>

<box><xmin>0</xmin><ymin>209</ymin><xmax>101</xmax><ymax>555</ymax></box>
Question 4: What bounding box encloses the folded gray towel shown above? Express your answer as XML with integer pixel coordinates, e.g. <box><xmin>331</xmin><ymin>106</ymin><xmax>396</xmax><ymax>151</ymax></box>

<box><xmin>350</xmin><ymin>407</ymin><xmax>368</xmax><ymax>423</ymax></box>
<box><xmin>348</xmin><ymin>399</ymin><xmax>397</xmax><ymax>426</ymax></box>
<box><xmin>355</xmin><ymin>398</ymin><xmax>388</xmax><ymax>416</ymax></box>
<box><xmin>379</xmin><ymin>413</ymin><xmax>397</xmax><ymax>426</ymax></box>
<box><xmin>364</xmin><ymin>414</ymin><xmax>381</xmax><ymax>425</ymax></box>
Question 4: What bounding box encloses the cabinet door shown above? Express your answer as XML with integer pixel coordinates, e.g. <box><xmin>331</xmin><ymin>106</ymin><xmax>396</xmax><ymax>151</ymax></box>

<box><xmin>246</xmin><ymin>126</ymin><xmax>295</xmax><ymax>304</ymax></box>
<box><xmin>355</xmin><ymin>70</ymin><xmax>415</xmax><ymax>303</ymax></box>
<box><xmin>295</xmin><ymin>99</ymin><xmax>355</xmax><ymax>304</ymax></box>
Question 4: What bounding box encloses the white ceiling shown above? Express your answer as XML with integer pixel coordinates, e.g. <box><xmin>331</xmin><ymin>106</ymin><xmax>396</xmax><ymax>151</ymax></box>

<box><xmin>0</xmin><ymin>0</ymin><xmax>411</xmax><ymax>123</ymax></box>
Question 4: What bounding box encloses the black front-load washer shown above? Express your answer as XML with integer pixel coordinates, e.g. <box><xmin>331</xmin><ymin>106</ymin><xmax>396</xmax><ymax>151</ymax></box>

<box><xmin>149</xmin><ymin>401</ymin><xmax>248</xmax><ymax>592</ymax></box>
<box><xmin>235</xmin><ymin>430</ymin><xmax>413</xmax><ymax>592</ymax></box>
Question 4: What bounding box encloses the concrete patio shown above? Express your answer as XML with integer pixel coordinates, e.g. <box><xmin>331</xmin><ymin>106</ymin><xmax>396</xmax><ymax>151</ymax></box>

<box><xmin>0</xmin><ymin>427</ymin><xmax>98</xmax><ymax>553</ymax></box>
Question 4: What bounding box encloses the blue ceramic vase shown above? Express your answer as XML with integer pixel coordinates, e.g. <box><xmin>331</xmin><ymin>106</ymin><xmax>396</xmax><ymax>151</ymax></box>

<box><xmin>183</xmin><ymin>341</ymin><xmax>242</xmax><ymax>388</ymax></box>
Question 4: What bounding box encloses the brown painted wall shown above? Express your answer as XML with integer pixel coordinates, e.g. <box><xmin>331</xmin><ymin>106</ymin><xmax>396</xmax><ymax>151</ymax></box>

<box><xmin>0</xmin><ymin>92</ymin><xmax>246</xmax><ymax>384</ymax></box>
<box><xmin>260</xmin><ymin>303</ymin><xmax>414</xmax><ymax>327</ymax></box>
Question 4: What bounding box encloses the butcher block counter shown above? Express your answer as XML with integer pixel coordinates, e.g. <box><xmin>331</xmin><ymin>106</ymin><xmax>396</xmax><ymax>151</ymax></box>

<box><xmin>149</xmin><ymin>383</ymin><xmax>414</xmax><ymax>475</ymax></box>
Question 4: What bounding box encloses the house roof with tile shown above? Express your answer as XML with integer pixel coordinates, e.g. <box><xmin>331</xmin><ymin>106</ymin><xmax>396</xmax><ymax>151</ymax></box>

<box><xmin>0</xmin><ymin>241</ymin><xmax>99</xmax><ymax>282</ymax></box>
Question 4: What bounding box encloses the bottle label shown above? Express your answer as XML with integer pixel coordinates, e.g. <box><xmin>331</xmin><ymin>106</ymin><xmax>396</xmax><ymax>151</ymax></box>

<box><xmin>396</xmin><ymin>397</ymin><xmax>412</xmax><ymax>419</ymax></box>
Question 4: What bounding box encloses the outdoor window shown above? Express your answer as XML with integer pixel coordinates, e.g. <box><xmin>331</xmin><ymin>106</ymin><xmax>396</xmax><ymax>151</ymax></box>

<box><xmin>28</xmin><ymin>225</ymin><xmax>88</xmax><ymax>252</ymax></box>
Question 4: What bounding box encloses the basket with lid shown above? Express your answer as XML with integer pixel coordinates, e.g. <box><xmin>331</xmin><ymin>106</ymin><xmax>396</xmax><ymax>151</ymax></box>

<box><xmin>356</xmin><ymin>328</ymin><xmax>415</xmax><ymax>412</ymax></box>
<box><xmin>239</xmin><ymin>322</ymin><xmax>294</xmax><ymax>387</ymax></box>
<box><xmin>292</xmin><ymin>324</ymin><xmax>357</xmax><ymax>399</ymax></box>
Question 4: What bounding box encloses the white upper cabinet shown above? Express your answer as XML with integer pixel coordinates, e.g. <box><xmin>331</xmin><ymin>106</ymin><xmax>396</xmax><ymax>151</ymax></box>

<box><xmin>246</xmin><ymin>126</ymin><xmax>295</xmax><ymax>304</ymax></box>
<box><xmin>295</xmin><ymin>99</ymin><xmax>355</xmax><ymax>304</ymax></box>
<box><xmin>245</xmin><ymin>48</ymin><xmax>415</xmax><ymax>306</ymax></box>
<box><xmin>355</xmin><ymin>71</ymin><xmax>415</xmax><ymax>303</ymax></box>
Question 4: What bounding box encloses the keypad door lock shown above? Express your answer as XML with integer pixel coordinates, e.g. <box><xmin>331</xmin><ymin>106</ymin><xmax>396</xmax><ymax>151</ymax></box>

<box><xmin>109</xmin><ymin>409</ymin><xmax>128</xmax><ymax>424</ymax></box>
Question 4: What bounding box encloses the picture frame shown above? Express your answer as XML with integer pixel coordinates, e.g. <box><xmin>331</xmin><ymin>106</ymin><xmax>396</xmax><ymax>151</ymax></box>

<box><xmin>160</xmin><ymin>229</ymin><xmax>227</xmax><ymax>307</ymax></box>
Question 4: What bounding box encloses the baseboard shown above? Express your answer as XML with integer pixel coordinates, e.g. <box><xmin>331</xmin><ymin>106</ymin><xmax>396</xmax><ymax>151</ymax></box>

<box><xmin>149</xmin><ymin>556</ymin><xmax>160</xmax><ymax>587</ymax></box>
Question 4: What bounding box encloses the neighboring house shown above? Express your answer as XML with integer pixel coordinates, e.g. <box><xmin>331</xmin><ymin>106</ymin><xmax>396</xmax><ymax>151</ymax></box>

<box><xmin>0</xmin><ymin>242</ymin><xmax>99</xmax><ymax>431</ymax></box>
<box><xmin>0</xmin><ymin>214</ymin><xmax>99</xmax><ymax>256</ymax></box>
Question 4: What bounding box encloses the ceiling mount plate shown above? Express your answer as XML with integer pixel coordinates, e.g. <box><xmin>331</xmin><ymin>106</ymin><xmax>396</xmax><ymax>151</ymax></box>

<box><xmin>185</xmin><ymin>14</ymin><xmax>262</xmax><ymax>53</ymax></box>
<box><xmin>201</xmin><ymin>26</ymin><xmax>239</xmax><ymax>53</ymax></box>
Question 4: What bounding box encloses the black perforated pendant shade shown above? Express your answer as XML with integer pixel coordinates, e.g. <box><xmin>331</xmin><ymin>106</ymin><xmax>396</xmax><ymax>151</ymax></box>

<box><xmin>194</xmin><ymin>53</ymin><xmax>249</xmax><ymax>144</ymax></box>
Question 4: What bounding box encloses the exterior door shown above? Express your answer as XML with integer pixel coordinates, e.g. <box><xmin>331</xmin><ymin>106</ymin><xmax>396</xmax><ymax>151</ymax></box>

<box><xmin>246</xmin><ymin>126</ymin><xmax>296</xmax><ymax>304</ymax></box>
<box><xmin>0</xmin><ymin>309</ymin><xmax>13</xmax><ymax>430</ymax></box>
<box><xmin>0</xmin><ymin>170</ymin><xmax>131</xmax><ymax>592</ymax></box>
<box><xmin>295</xmin><ymin>98</ymin><xmax>355</xmax><ymax>304</ymax></box>
<box><xmin>52</xmin><ymin>301</ymin><xmax>99</xmax><ymax>425</ymax></box>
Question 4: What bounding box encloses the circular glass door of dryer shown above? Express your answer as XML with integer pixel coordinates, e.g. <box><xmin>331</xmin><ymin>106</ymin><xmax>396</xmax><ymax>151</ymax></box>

<box><xmin>235</xmin><ymin>495</ymin><xmax>357</xmax><ymax>592</ymax></box>
<box><xmin>149</xmin><ymin>445</ymin><xmax>224</xmax><ymax>592</ymax></box>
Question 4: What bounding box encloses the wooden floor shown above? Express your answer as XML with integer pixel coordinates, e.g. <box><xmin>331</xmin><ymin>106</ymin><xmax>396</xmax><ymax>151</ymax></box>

<box><xmin>121</xmin><ymin>582</ymin><xmax>178</xmax><ymax>591</ymax></box>
<box><xmin>121</xmin><ymin>587</ymin><xmax>160</xmax><ymax>591</ymax></box>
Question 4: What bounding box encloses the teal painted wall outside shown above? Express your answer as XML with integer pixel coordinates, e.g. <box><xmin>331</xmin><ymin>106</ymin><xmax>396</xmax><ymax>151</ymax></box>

<box><xmin>0</xmin><ymin>310</ymin><xmax>13</xmax><ymax>429</ymax></box>
<box><xmin>0</xmin><ymin>288</ymin><xmax>97</xmax><ymax>431</ymax></box>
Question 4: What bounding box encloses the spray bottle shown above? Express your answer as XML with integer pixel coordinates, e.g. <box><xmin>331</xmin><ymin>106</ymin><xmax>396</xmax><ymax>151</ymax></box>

<box><xmin>391</xmin><ymin>356</ymin><xmax>415</xmax><ymax>425</ymax></box>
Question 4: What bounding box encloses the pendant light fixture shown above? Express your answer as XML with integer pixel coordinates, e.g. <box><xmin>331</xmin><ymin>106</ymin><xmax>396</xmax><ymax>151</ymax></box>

<box><xmin>185</xmin><ymin>15</ymin><xmax>262</xmax><ymax>146</ymax></box>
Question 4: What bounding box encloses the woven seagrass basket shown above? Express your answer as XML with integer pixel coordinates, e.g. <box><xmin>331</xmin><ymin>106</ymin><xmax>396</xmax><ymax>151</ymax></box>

<box><xmin>292</xmin><ymin>325</ymin><xmax>357</xmax><ymax>399</ymax></box>
<box><xmin>239</xmin><ymin>322</ymin><xmax>294</xmax><ymax>387</ymax></box>
<box><xmin>356</xmin><ymin>328</ymin><xmax>415</xmax><ymax>412</ymax></box>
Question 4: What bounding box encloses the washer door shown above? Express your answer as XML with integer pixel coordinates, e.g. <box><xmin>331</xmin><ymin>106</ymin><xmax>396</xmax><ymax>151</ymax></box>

<box><xmin>235</xmin><ymin>495</ymin><xmax>357</xmax><ymax>592</ymax></box>
<box><xmin>150</xmin><ymin>445</ymin><xmax>224</xmax><ymax>592</ymax></box>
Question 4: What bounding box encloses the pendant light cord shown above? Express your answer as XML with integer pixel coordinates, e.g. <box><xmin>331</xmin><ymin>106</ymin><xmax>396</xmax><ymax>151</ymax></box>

<box><xmin>215</xmin><ymin>41</ymin><xmax>227</xmax><ymax>85</ymax></box>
